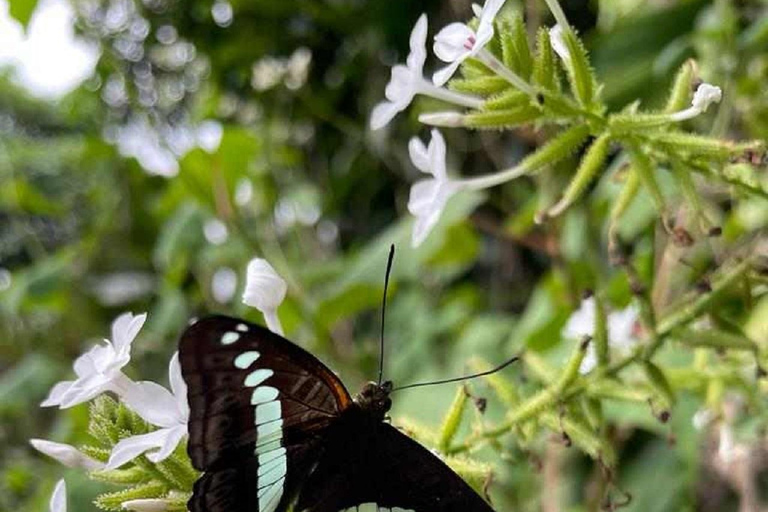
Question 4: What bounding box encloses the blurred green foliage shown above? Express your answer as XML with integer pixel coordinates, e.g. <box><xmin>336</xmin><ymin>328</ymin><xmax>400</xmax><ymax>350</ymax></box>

<box><xmin>1</xmin><ymin>0</ymin><xmax>767</xmax><ymax>511</ymax></box>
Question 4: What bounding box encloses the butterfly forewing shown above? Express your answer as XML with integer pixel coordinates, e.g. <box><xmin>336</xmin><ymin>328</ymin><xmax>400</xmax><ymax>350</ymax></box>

<box><xmin>179</xmin><ymin>315</ymin><xmax>352</xmax><ymax>512</ymax></box>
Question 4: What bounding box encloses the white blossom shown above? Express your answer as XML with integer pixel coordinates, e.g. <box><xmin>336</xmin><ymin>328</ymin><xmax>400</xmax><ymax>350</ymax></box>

<box><xmin>106</xmin><ymin>353</ymin><xmax>188</xmax><ymax>469</ymax></box>
<box><xmin>50</xmin><ymin>479</ymin><xmax>66</xmax><ymax>512</ymax></box>
<box><xmin>433</xmin><ymin>0</ymin><xmax>505</xmax><ymax>86</ymax></box>
<box><xmin>371</xmin><ymin>14</ymin><xmax>429</xmax><ymax>130</ymax></box>
<box><xmin>41</xmin><ymin>312</ymin><xmax>147</xmax><ymax>408</ymax></box>
<box><xmin>242</xmin><ymin>258</ymin><xmax>287</xmax><ymax>335</ymax></box>
<box><xmin>407</xmin><ymin>130</ymin><xmax>462</xmax><ymax>247</ymax></box>
<box><xmin>562</xmin><ymin>298</ymin><xmax>639</xmax><ymax>373</ymax></box>
<box><xmin>670</xmin><ymin>83</ymin><xmax>723</xmax><ymax>121</ymax></box>
<box><xmin>30</xmin><ymin>439</ymin><xmax>104</xmax><ymax>470</ymax></box>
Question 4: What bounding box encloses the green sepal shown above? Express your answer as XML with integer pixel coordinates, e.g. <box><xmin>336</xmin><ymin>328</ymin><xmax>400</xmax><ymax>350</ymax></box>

<box><xmin>642</xmin><ymin>361</ymin><xmax>676</xmax><ymax>409</ymax></box>
<box><xmin>499</xmin><ymin>14</ymin><xmax>533</xmax><ymax>80</ymax></box>
<box><xmin>650</xmin><ymin>132</ymin><xmax>759</xmax><ymax>160</ymax></box>
<box><xmin>547</xmin><ymin>133</ymin><xmax>612</xmax><ymax>217</ymax></box>
<box><xmin>533</xmin><ymin>28</ymin><xmax>559</xmax><ymax>91</ymax></box>
<box><xmin>664</xmin><ymin>59</ymin><xmax>696</xmax><ymax>114</ymax></box>
<box><xmin>593</xmin><ymin>295</ymin><xmax>609</xmax><ymax>369</ymax></box>
<box><xmin>90</xmin><ymin>467</ymin><xmax>148</xmax><ymax>485</ymax></box>
<box><xmin>674</xmin><ymin>329</ymin><xmax>758</xmax><ymax>353</ymax></box>
<box><xmin>465</xmin><ymin>105</ymin><xmax>542</xmax><ymax>129</ymax></box>
<box><xmin>562</xmin><ymin>29</ymin><xmax>599</xmax><ymax>109</ymax></box>
<box><xmin>94</xmin><ymin>482</ymin><xmax>168</xmax><ymax>512</ymax></box>
<box><xmin>482</xmin><ymin>89</ymin><xmax>530</xmax><ymax>111</ymax></box>
<box><xmin>517</xmin><ymin>124</ymin><xmax>591</xmax><ymax>176</ymax></box>
<box><xmin>541</xmin><ymin>411</ymin><xmax>615</xmax><ymax>464</ymax></box>
<box><xmin>450</xmin><ymin>76</ymin><xmax>510</xmax><ymax>96</ymax></box>
<box><xmin>438</xmin><ymin>386</ymin><xmax>469</xmax><ymax>452</ymax></box>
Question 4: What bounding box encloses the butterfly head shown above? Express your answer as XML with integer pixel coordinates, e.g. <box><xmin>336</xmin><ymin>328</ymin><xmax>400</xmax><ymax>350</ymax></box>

<box><xmin>354</xmin><ymin>380</ymin><xmax>393</xmax><ymax>419</ymax></box>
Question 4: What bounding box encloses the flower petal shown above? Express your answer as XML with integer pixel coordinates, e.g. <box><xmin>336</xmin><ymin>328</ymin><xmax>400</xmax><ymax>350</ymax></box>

<box><xmin>427</xmin><ymin>129</ymin><xmax>447</xmax><ymax>179</ymax></box>
<box><xmin>407</xmin><ymin>14</ymin><xmax>428</xmax><ymax>72</ymax></box>
<box><xmin>121</xmin><ymin>380</ymin><xmax>181</xmax><ymax>428</ymax></box>
<box><xmin>242</xmin><ymin>258</ymin><xmax>287</xmax><ymax>313</ymax></box>
<box><xmin>433</xmin><ymin>22</ymin><xmax>474</xmax><ymax>63</ymax></box>
<box><xmin>105</xmin><ymin>429</ymin><xmax>174</xmax><ymax>469</ymax></box>
<box><xmin>370</xmin><ymin>101</ymin><xmax>401</xmax><ymax>130</ymax></box>
<box><xmin>607</xmin><ymin>304</ymin><xmax>639</xmax><ymax>349</ymax></box>
<box><xmin>111</xmin><ymin>312</ymin><xmax>147</xmax><ymax>356</ymax></box>
<box><xmin>145</xmin><ymin>425</ymin><xmax>186</xmax><ymax>463</ymax></box>
<box><xmin>408</xmin><ymin>136</ymin><xmax>431</xmax><ymax>173</ymax></box>
<box><xmin>58</xmin><ymin>374</ymin><xmax>111</xmax><ymax>408</ymax></box>
<box><xmin>168</xmin><ymin>352</ymin><xmax>189</xmax><ymax>420</ymax></box>
<box><xmin>476</xmin><ymin>0</ymin><xmax>505</xmax><ymax>46</ymax></box>
<box><xmin>384</xmin><ymin>65</ymin><xmax>416</xmax><ymax>105</ymax></box>
<box><xmin>50</xmin><ymin>479</ymin><xmax>66</xmax><ymax>512</ymax></box>
<box><xmin>549</xmin><ymin>24</ymin><xmax>570</xmax><ymax>63</ymax></box>
<box><xmin>408</xmin><ymin>179</ymin><xmax>440</xmax><ymax>216</ymax></box>
<box><xmin>432</xmin><ymin>60</ymin><xmax>463</xmax><ymax>87</ymax></box>
<box><xmin>41</xmin><ymin>381</ymin><xmax>73</xmax><ymax>407</ymax></box>
<box><xmin>562</xmin><ymin>297</ymin><xmax>596</xmax><ymax>340</ymax></box>
<box><xmin>30</xmin><ymin>439</ymin><xmax>105</xmax><ymax>470</ymax></box>
<box><xmin>691</xmin><ymin>83</ymin><xmax>722</xmax><ymax>113</ymax></box>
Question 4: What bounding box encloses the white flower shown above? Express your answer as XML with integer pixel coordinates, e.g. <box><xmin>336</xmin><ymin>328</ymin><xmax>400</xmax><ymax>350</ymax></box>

<box><xmin>122</xmin><ymin>499</ymin><xmax>170</xmax><ymax>511</ymax></box>
<box><xmin>670</xmin><ymin>83</ymin><xmax>723</xmax><ymax>121</ymax></box>
<box><xmin>30</xmin><ymin>439</ymin><xmax>105</xmax><ymax>470</ymax></box>
<box><xmin>549</xmin><ymin>24</ymin><xmax>570</xmax><ymax>63</ymax></box>
<box><xmin>407</xmin><ymin>130</ymin><xmax>462</xmax><ymax>247</ymax></box>
<box><xmin>41</xmin><ymin>312</ymin><xmax>147</xmax><ymax>408</ymax></box>
<box><xmin>371</xmin><ymin>14</ymin><xmax>428</xmax><ymax>130</ymax></box>
<box><xmin>691</xmin><ymin>83</ymin><xmax>722</xmax><ymax>113</ymax></box>
<box><xmin>242</xmin><ymin>258</ymin><xmax>287</xmax><ymax>335</ymax></box>
<box><xmin>433</xmin><ymin>0</ymin><xmax>505</xmax><ymax>86</ymax></box>
<box><xmin>562</xmin><ymin>298</ymin><xmax>639</xmax><ymax>373</ymax></box>
<box><xmin>106</xmin><ymin>353</ymin><xmax>188</xmax><ymax>469</ymax></box>
<box><xmin>50</xmin><ymin>479</ymin><xmax>66</xmax><ymax>512</ymax></box>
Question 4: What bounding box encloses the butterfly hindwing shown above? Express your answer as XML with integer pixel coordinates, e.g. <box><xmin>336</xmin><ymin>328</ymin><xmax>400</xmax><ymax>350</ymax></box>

<box><xmin>294</xmin><ymin>416</ymin><xmax>496</xmax><ymax>512</ymax></box>
<box><xmin>179</xmin><ymin>315</ymin><xmax>352</xmax><ymax>512</ymax></box>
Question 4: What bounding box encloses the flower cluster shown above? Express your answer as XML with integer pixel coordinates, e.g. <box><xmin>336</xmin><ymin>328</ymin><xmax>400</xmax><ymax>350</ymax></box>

<box><xmin>372</xmin><ymin>0</ymin><xmax>738</xmax><ymax>248</ymax></box>
<box><xmin>31</xmin><ymin>260</ymin><xmax>289</xmax><ymax>511</ymax></box>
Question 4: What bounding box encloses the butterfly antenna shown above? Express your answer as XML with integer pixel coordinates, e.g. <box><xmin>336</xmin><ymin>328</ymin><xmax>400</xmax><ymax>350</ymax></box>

<box><xmin>392</xmin><ymin>354</ymin><xmax>520</xmax><ymax>392</ymax></box>
<box><xmin>378</xmin><ymin>244</ymin><xmax>396</xmax><ymax>385</ymax></box>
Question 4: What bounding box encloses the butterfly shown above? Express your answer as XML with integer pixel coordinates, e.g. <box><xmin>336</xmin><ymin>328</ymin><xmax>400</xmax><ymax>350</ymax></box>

<box><xmin>178</xmin><ymin>314</ymin><xmax>497</xmax><ymax>512</ymax></box>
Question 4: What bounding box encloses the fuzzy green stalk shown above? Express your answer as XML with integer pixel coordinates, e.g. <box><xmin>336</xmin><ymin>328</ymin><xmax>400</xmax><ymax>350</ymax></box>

<box><xmin>593</xmin><ymin>295</ymin><xmax>609</xmax><ymax>369</ymax></box>
<box><xmin>438</xmin><ymin>386</ymin><xmax>469</xmax><ymax>452</ymax></box>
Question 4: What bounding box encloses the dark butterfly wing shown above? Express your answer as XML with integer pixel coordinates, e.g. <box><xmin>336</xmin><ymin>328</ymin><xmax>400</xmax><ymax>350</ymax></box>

<box><xmin>295</xmin><ymin>419</ymin><xmax>496</xmax><ymax>512</ymax></box>
<box><xmin>179</xmin><ymin>315</ymin><xmax>352</xmax><ymax>512</ymax></box>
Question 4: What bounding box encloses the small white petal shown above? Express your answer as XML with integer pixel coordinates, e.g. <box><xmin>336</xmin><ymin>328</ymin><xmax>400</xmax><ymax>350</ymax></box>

<box><xmin>121</xmin><ymin>380</ymin><xmax>182</xmax><ymax>428</ymax></box>
<box><xmin>145</xmin><ymin>425</ymin><xmax>187</xmax><ymax>463</ymax></box>
<box><xmin>433</xmin><ymin>23</ymin><xmax>474</xmax><ymax>63</ymax></box>
<box><xmin>579</xmin><ymin>344</ymin><xmax>597</xmax><ymax>374</ymax></box>
<box><xmin>57</xmin><ymin>374</ymin><xmax>111</xmax><ymax>408</ymax></box>
<box><xmin>408</xmin><ymin>136</ymin><xmax>431</xmax><ymax>173</ymax></box>
<box><xmin>471</xmin><ymin>3</ymin><xmax>483</xmax><ymax>17</ymax></box>
<box><xmin>110</xmin><ymin>312</ymin><xmax>147</xmax><ymax>357</ymax></box>
<box><xmin>41</xmin><ymin>381</ymin><xmax>73</xmax><ymax>407</ymax></box>
<box><xmin>562</xmin><ymin>297</ymin><xmax>596</xmax><ymax>339</ymax></box>
<box><xmin>407</xmin><ymin>14</ymin><xmax>428</xmax><ymax>72</ymax></box>
<box><xmin>196</xmin><ymin>120</ymin><xmax>223</xmax><ymax>153</ymax></box>
<box><xmin>50</xmin><ymin>479</ymin><xmax>66</xmax><ymax>512</ymax></box>
<box><xmin>370</xmin><ymin>101</ymin><xmax>401</xmax><ymax>130</ymax></box>
<box><xmin>408</xmin><ymin>179</ymin><xmax>441</xmax><ymax>216</ymax></box>
<box><xmin>607</xmin><ymin>304</ymin><xmax>639</xmax><ymax>349</ymax></box>
<box><xmin>168</xmin><ymin>353</ymin><xmax>189</xmax><ymax>420</ymax></box>
<box><xmin>30</xmin><ymin>439</ymin><xmax>104</xmax><ymax>470</ymax></box>
<box><xmin>475</xmin><ymin>0</ymin><xmax>505</xmax><ymax>47</ymax></box>
<box><xmin>242</xmin><ymin>258</ymin><xmax>287</xmax><ymax>313</ymax></box>
<box><xmin>549</xmin><ymin>24</ymin><xmax>571</xmax><ymax>63</ymax></box>
<box><xmin>433</xmin><ymin>60</ymin><xmax>464</xmax><ymax>87</ymax></box>
<box><xmin>691</xmin><ymin>83</ymin><xmax>722</xmax><ymax>113</ymax></box>
<box><xmin>122</xmin><ymin>499</ymin><xmax>170</xmax><ymax>512</ymax></box>
<box><xmin>106</xmin><ymin>429</ymin><xmax>177</xmax><ymax>469</ymax></box>
<box><xmin>428</xmin><ymin>129</ymin><xmax>448</xmax><ymax>179</ymax></box>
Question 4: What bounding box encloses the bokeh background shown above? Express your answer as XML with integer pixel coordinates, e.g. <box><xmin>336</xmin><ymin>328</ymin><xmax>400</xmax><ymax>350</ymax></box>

<box><xmin>1</xmin><ymin>0</ymin><xmax>767</xmax><ymax>511</ymax></box>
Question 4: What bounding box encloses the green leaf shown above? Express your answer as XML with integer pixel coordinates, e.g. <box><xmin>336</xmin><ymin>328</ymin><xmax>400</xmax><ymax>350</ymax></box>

<box><xmin>562</xmin><ymin>29</ymin><xmax>600</xmax><ymax>109</ymax></box>
<box><xmin>533</xmin><ymin>28</ymin><xmax>559</xmax><ymax>91</ymax></box>
<box><xmin>499</xmin><ymin>14</ymin><xmax>533</xmax><ymax>80</ymax></box>
<box><xmin>9</xmin><ymin>0</ymin><xmax>38</xmax><ymax>28</ymax></box>
<box><xmin>450</xmin><ymin>76</ymin><xmax>509</xmax><ymax>96</ymax></box>
<box><xmin>465</xmin><ymin>105</ymin><xmax>542</xmax><ymax>129</ymax></box>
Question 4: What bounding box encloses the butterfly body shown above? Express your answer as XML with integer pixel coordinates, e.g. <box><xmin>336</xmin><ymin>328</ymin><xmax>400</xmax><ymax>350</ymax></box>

<box><xmin>179</xmin><ymin>315</ymin><xmax>496</xmax><ymax>512</ymax></box>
